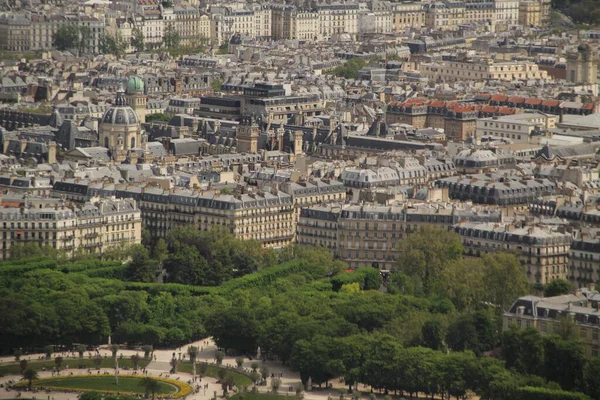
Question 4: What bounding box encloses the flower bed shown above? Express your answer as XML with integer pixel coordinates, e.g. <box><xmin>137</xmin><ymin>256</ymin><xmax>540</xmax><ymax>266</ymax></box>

<box><xmin>14</xmin><ymin>374</ymin><xmax>192</xmax><ymax>398</ymax></box>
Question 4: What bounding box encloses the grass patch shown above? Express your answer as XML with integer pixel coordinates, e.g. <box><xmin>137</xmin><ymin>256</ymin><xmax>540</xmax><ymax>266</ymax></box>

<box><xmin>14</xmin><ymin>375</ymin><xmax>192</xmax><ymax>398</ymax></box>
<box><xmin>0</xmin><ymin>358</ymin><xmax>150</xmax><ymax>377</ymax></box>
<box><xmin>29</xmin><ymin>376</ymin><xmax>176</xmax><ymax>395</ymax></box>
<box><xmin>230</xmin><ymin>394</ymin><xmax>291</xmax><ymax>400</ymax></box>
<box><xmin>178</xmin><ymin>362</ymin><xmax>253</xmax><ymax>387</ymax></box>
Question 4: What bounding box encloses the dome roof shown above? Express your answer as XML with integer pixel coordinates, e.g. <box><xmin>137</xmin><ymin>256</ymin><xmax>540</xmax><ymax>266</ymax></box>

<box><xmin>127</xmin><ymin>77</ymin><xmax>144</xmax><ymax>93</ymax></box>
<box><xmin>102</xmin><ymin>92</ymin><xmax>138</xmax><ymax>125</ymax></box>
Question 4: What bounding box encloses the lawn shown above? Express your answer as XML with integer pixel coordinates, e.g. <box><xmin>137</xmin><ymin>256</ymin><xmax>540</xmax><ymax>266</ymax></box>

<box><xmin>28</xmin><ymin>376</ymin><xmax>177</xmax><ymax>395</ymax></box>
<box><xmin>178</xmin><ymin>362</ymin><xmax>253</xmax><ymax>387</ymax></box>
<box><xmin>0</xmin><ymin>358</ymin><xmax>150</xmax><ymax>377</ymax></box>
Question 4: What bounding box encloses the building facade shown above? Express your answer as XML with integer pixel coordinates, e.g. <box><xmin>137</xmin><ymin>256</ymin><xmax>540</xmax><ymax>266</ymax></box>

<box><xmin>455</xmin><ymin>221</ymin><xmax>573</xmax><ymax>284</ymax></box>
<box><xmin>0</xmin><ymin>197</ymin><xmax>142</xmax><ymax>260</ymax></box>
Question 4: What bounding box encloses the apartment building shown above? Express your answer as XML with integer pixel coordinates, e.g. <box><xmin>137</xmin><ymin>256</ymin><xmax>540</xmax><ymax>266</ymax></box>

<box><xmin>0</xmin><ymin>13</ymin><xmax>30</xmax><ymax>51</ymax></box>
<box><xmin>436</xmin><ymin>173</ymin><xmax>556</xmax><ymax>205</ymax></box>
<box><xmin>519</xmin><ymin>1</ymin><xmax>542</xmax><ymax>26</ymax></box>
<box><xmin>424</xmin><ymin>1</ymin><xmax>465</xmax><ymax>31</ymax></box>
<box><xmin>570</xmin><ymin>229</ymin><xmax>600</xmax><ymax>289</ymax></box>
<box><xmin>504</xmin><ymin>290</ymin><xmax>600</xmax><ymax>358</ymax></box>
<box><xmin>108</xmin><ymin>178</ymin><xmax>341</xmax><ymax>248</ymax></box>
<box><xmin>0</xmin><ymin>13</ymin><xmax>104</xmax><ymax>53</ymax></box>
<box><xmin>173</xmin><ymin>6</ymin><xmax>211</xmax><ymax>46</ymax></box>
<box><xmin>476</xmin><ymin>112</ymin><xmax>557</xmax><ymax>143</ymax></box>
<box><xmin>0</xmin><ymin>197</ymin><xmax>142</xmax><ymax>260</ymax></box>
<box><xmin>316</xmin><ymin>3</ymin><xmax>360</xmax><ymax>40</ymax></box>
<box><xmin>419</xmin><ymin>59</ymin><xmax>548</xmax><ymax>82</ymax></box>
<box><xmin>455</xmin><ymin>221</ymin><xmax>573</xmax><ymax>284</ymax></box>
<box><xmin>393</xmin><ymin>2</ymin><xmax>425</xmax><ymax>32</ymax></box>
<box><xmin>297</xmin><ymin>202</ymin><xmax>502</xmax><ymax>270</ymax></box>
<box><xmin>494</xmin><ymin>0</ymin><xmax>519</xmax><ymax>29</ymax></box>
<box><xmin>253</xmin><ymin>6</ymin><xmax>272</xmax><ymax>39</ymax></box>
<box><xmin>463</xmin><ymin>0</ymin><xmax>496</xmax><ymax>25</ymax></box>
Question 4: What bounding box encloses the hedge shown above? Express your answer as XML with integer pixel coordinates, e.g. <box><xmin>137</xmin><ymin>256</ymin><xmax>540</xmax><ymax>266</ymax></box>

<box><xmin>515</xmin><ymin>386</ymin><xmax>591</xmax><ymax>400</ymax></box>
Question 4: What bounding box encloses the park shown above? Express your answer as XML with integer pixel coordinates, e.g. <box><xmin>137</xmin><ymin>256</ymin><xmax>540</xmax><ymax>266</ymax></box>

<box><xmin>2</xmin><ymin>230</ymin><xmax>600</xmax><ymax>400</ymax></box>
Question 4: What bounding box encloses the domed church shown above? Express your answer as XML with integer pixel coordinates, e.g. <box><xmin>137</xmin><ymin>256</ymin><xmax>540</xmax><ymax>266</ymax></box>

<box><xmin>99</xmin><ymin>77</ymin><xmax>148</xmax><ymax>163</ymax></box>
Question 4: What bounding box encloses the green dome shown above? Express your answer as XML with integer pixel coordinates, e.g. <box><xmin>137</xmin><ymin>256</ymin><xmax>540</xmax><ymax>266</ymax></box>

<box><xmin>126</xmin><ymin>77</ymin><xmax>144</xmax><ymax>93</ymax></box>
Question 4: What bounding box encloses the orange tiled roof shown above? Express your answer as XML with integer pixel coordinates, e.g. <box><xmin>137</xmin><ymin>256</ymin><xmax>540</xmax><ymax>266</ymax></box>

<box><xmin>542</xmin><ymin>99</ymin><xmax>560</xmax><ymax>107</ymax></box>
<box><xmin>428</xmin><ymin>100</ymin><xmax>446</xmax><ymax>107</ymax></box>
<box><xmin>481</xmin><ymin>105</ymin><xmax>498</xmax><ymax>113</ymax></box>
<box><xmin>508</xmin><ymin>96</ymin><xmax>525</xmax><ymax>103</ymax></box>
<box><xmin>499</xmin><ymin>107</ymin><xmax>517</xmax><ymax>114</ymax></box>
<box><xmin>491</xmin><ymin>95</ymin><xmax>508</xmax><ymax>102</ymax></box>
<box><xmin>524</xmin><ymin>98</ymin><xmax>542</xmax><ymax>105</ymax></box>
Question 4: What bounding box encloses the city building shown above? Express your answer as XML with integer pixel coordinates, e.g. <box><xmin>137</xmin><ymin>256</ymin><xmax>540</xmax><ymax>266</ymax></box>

<box><xmin>419</xmin><ymin>58</ymin><xmax>548</xmax><ymax>82</ymax></box>
<box><xmin>0</xmin><ymin>196</ymin><xmax>142</xmax><ymax>260</ymax></box>
<box><xmin>504</xmin><ymin>290</ymin><xmax>600</xmax><ymax>358</ymax></box>
<box><xmin>455</xmin><ymin>221</ymin><xmax>573</xmax><ymax>284</ymax></box>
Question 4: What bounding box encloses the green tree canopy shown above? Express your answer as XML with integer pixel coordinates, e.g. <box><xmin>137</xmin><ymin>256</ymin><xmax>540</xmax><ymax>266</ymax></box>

<box><xmin>397</xmin><ymin>226</ymin><xmax>464</xmax><ymax>293</ymax></box>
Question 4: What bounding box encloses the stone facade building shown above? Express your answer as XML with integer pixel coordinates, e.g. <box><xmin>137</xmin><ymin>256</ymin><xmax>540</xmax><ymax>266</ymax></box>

<box><xmin>0</xmin><ymin>197</ymin><xmax>142</xmax><ymax>260</ymax></box>
<box><xmin>454</xmin><ymin>221</ymin><xmax>573</xmax><ymax>284</ymax></box>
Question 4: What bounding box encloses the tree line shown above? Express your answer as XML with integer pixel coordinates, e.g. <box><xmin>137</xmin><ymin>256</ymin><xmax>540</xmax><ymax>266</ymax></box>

<box><xmin>1</xmin><ymin>226</ymin><xmax>599</xmax><ymax>399</ymax></box>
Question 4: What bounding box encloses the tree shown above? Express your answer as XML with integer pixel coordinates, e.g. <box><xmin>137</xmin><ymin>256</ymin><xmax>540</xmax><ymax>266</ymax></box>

<box><xmin>583</xmin><ymin>357</ymin><xmax>600</xmax><ymax>399</ymax></box>
<box><xmin>170</xmin><ymin>357</ymin><xmax>178</xmax><ymax>373</ymax></box>
<box><xmin>146</xmin><ymin>113</ymin><xmax>172</xmax><ymax>123</ymax></box>
<box><xmin>501</xmin><ymin>326</ymin><xmax>544</xmax><ymax>375</ymax></box>
<box><xmin>164</xmin><ymin>245</ymin><xmax>209</xmax><ymax>286</ymax></box>
<box><xmin>77</xmin><ymin>344</ymin><xmax>87</xmax><ymax>358</ymax></box>
<box><xmin>125</xmin><ymin>245</ymin><xmax>157</xmax><ymax>283</ymax></box>
<box><xmin>14</xmin><ymin>348</ymin><xmax>22</xmax><ymax>361</ymax></box>
<box><xmin>100</xmin><ymin>33</ymin><xmax>127</xmax><ymax>58</ymax></box>
<box><xmin>250</xmin><ymin>361</ymin><xmax>259</xmax><ymax>372</ymax></box>
<box><xmin>162</xmin><ymin>24</ymin><xmax>180</xmax><ymax>51</ymax></box>
<box><xmin>20</xmin><ymin>359</ymin><xmax>27</xmax><ymax>372</ymax></box>
<box><xmin>446</xmin><ymin>311</ymin><xmax>497</xmax><ymax>356</ymax></box>
<box><xmin>544</xmin><ymin>279</ymin><xmax>571</xmax><ymax>297</ymax></box>
<box><xmin>214</xmin><ymin>350</ymin><xmax>224</xmax><ymax>365</ymax></box>
<box><xmin>79</xmin><ymin>392</ymin><xmax>103</xmax><ymax>400</ymax></box>
<box><xmin>44</xmin><ymin>345</ymin><xmax>54</xmax><ymax>360</ymax></box>
<box><xmin>483</xmin><ymin>252</ymin><xmax>529</xmax><ymax>312</ymax></box>
<box><xmin>421</xmin><ymin>318</ymin><xmax>446</xmax><ymax>351</ymax></box>
<box><xmin>143</xmin><ymin>345</ymin><xmax>153</xmax><ymax>360</ymax></box>
<box><xmin>557</xmin><ymin>313</ymin><xmax>579</xmax><ymax>340</ymax></box>
<box><xmin>260</xmin><ymin>365</ymin><xmax>269</xmax><ymax>380</ymax></box>
<box><xmin>188</xmin><ymin>346</ymin><xmax>199</xmax><ymax>375</ymax></box>
<box><xmin>236</xmin><ymin>357</ymin><xmax>244</xmax><ymax>368</ymax></box>
<box><xmin>140</xmin><ymin>377</ymin><xmax>161</xmax><ymax>400</ymax></box>
<box><xmin>330</xmin><ymin>58</ymin><xmax>368</xmax><ymax>79</ymax></box>
<box><xmin>397</xmin><ymin>226</ymin><xmax>463</xmax><ymax>294</ymax></box>
<box><xmin>110</xmin><ymin>344</ymin><xmax>119</xmax><ymax>358</ymax></box>
<box><xmin>543</xmin><ymin>336</ymin><xmax>586</xmax><ymax>391</ymax></box>
<box><xmin>23</xmin><ymin>368</ymin><xmax>39</xmax><ymax>390</ymax></box>
<box><xmin>78</xmin><ymin>26</ymin><xmax>91</xmax><ymax>55</ymax></box>
<box><xmin>435</xmin><ymin>258</ymin><xmax>485</xmax><ymax>311</ymax></box>
<box><xmin>94</xmin><ymin>355</ymin><xmax>103</xmax><ymax>369</ymax></box>
<box><xmin>53</xmin><ymin>25</ymin><xmax>80</xmax><ymax>51</ymax></box>
<box><xmin>211</xmin><ymin>79</ymin><xmax>223</xmax><ymax>93</ymax></box>
<box><xmin>55</xmin><ymin>356</ymin><xmax>64</xmax><ymax>371</ymax></box>
<box><xmin>131</xmin><ymin>354</ymin><xmax>141</xmax><ymax>370</ymax></box>
<box><xmin>272</xmin><ymin>378</ymin><xmax>282</xmax><ymax>393</ymax></box>
<box><xmin>152</xmin><ymin>239</ymin><xmax>168</xmax><ymax>266</ymax></box>
<box><xmin>131</xmin><ymin>28</ymin><xmax>145</xmax><ymax>53</ymax></box>
<box><xmin>250</xmin><ymin>370</ymin><xmax>261</xmax><ymax>384</ymax></box>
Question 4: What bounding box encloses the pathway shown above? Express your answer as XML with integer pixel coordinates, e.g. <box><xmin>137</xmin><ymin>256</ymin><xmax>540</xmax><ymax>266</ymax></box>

<box><xmin>0</xmin><ymin>339</ymin><xmax>342</xmax><ymax>400</ymax></box>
